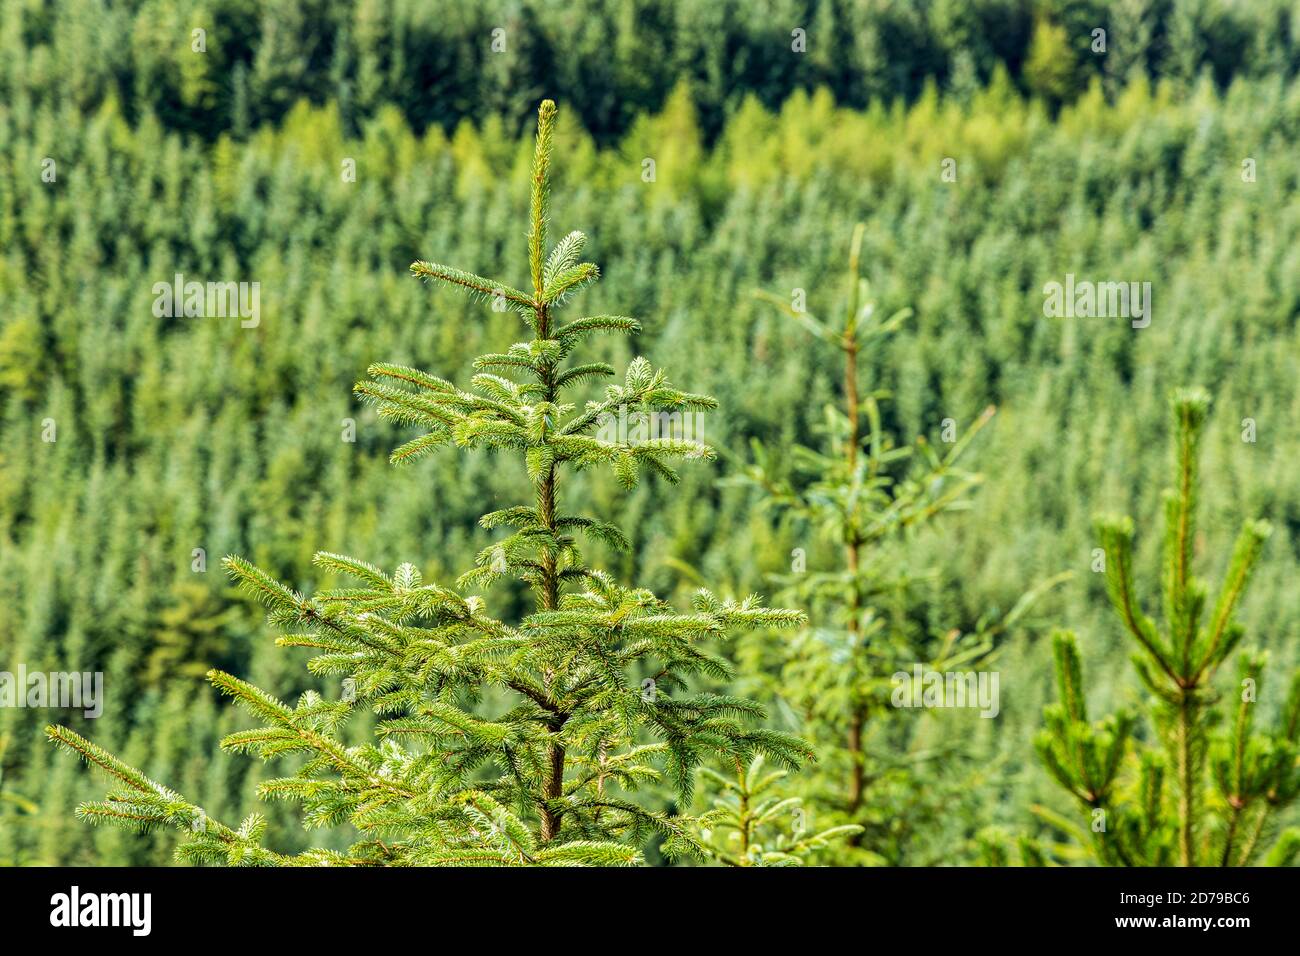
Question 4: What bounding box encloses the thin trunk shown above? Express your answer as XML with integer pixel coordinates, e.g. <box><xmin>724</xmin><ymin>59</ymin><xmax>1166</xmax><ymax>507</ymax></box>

<box><xmin>846</xmin><ymin>706</ymin><xmax>865</xmax><ymax>813</ymax></box>
<box><xmin>843</xmin><ymin>331</ymin><xmax>866</xmax><ymax>819</ymax></box>
<box><xmin>736</xmin><ymin>759</ymin><xmax>751</xmax><ymax>865</ymax></box>
<box><xmin>536</xmin><ymin>301</ymin><xmax>566</xmax><ymax>843</ymax></box>
<box><xmin>540</xmin><ymin>739</ymin><xmax>565</xmax><ymax>842</ymax></box>
<box><xmin>1176</xmin><ymin>694</ymin><xmax>1196</xmax><ymax>865</ymax></box>
<box><xmin>844</xmin><ymin>338</ymin><xmax>859</xmax><ymax>474</ymax></box>
<box><xmin>1220</xmin><ymin>804</ymin><xmax>1242</xmax><ymax>867</ymax></box>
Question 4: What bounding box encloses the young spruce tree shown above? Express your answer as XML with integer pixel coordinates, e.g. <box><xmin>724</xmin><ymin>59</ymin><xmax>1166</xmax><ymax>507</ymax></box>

<box><xmin>746</xmin><ymin>225</ymin><xmax>1017</xmax><ymax>863</ymax></box>
<box><xmin>47</xmin><ymin>100</ymin><xmax>809</xmax><ymax>866</ymax></box>
<box><xmin>690</xmin><ymin>755</ymin><xmax>861</xmax><ymax>866</ymax></box>
<box><xmin>1037</xmin><ymin>389</ymin><xmax>1300</xmax><ymax>866</ymax></box>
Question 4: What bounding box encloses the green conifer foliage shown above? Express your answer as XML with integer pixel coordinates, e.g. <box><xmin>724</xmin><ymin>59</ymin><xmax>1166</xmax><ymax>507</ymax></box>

<box><xmin>1036</xmin><ymin>389</ymin><xmax>1300</xmax><ymax>866</ymax></box>
<box><xmin>46</xmin><ymin>101</ymin><xmax>809</xmax><ymax>866</ymax></box>
<box><xmin>0</xmin><ymin>735</ymin><xmax>38</xmax><ymax>865</ymax></box>
<box><xmin>143</xmin><ymin>581</ymin><xmax>241</xmax><ymax>688</ymax></box>
<box><xmin>690</xmin><ymin>755</ymin><xmax>861</xmax><ymax>866</ymax></box>
<box><xmin>747</xmin><ymin>225</ymin><xmax>1004</xmax><ymax>862</ymax></box>
<box><xmin>0</xmin><ymin>735</ymin><xmax>37</xmax><ymax>816</ymax></box>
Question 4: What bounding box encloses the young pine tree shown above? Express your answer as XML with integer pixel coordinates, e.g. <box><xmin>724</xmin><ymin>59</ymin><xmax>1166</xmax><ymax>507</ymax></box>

<box><xmin>1037</xmin><ymin>388</ymin><xmax>1300</xmax><ymax>866</ymax></box>
<box><xmin>47</xmin><ymin>100</ymin><xmax>809</xmax><ymax>866</ymax></box>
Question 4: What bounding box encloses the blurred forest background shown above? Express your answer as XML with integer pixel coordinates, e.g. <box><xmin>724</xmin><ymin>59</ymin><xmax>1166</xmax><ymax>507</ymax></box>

<box><xmin>2</xmin><ymin>0</ymin><xmax>1299</xmax><ymax>865</ymax></box>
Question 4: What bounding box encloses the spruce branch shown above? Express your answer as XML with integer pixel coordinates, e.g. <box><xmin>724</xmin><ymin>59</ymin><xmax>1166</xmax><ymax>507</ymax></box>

<box><xmin>409</xmin><ymin>261</ymin><xmax>533</xmax><ymax>311</ymax></box>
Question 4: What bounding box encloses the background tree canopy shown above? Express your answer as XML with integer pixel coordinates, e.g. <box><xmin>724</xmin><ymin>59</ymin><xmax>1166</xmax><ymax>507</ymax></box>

<box><xmin>1</xmin><ymin>0</ymin><xmax>1298</xmax><ymax>865</ymax></box>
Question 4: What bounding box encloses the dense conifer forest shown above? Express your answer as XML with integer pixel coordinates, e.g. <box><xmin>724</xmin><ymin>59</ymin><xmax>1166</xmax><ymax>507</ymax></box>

<box><xmin>2</xmin><ymin>0</ymin><xmax>1299</xmax><ymax>867</ymax></box>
